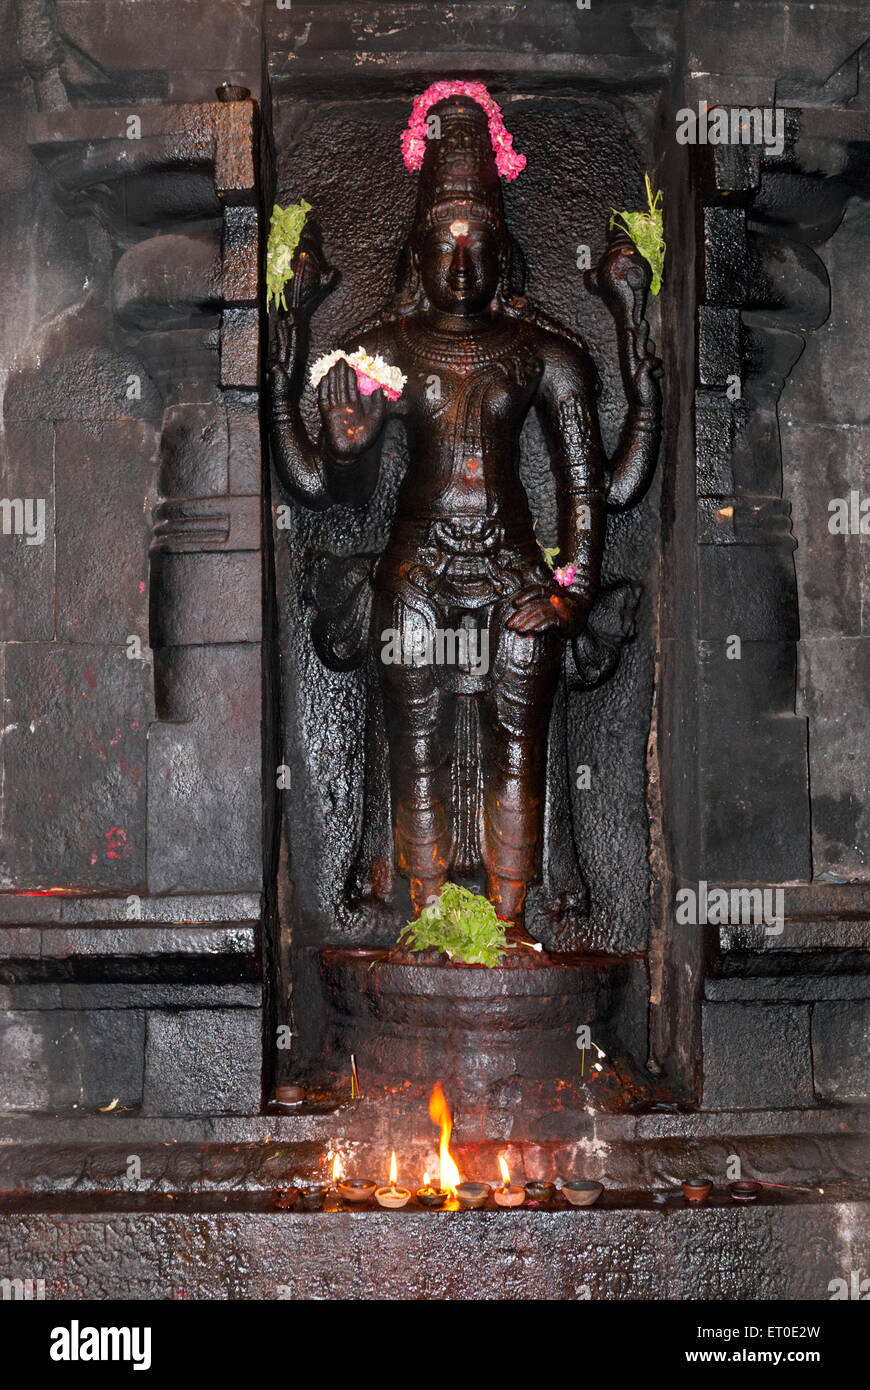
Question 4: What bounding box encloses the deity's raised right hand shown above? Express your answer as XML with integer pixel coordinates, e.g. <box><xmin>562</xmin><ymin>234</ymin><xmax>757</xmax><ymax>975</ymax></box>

<box><xmin>318</xmin><ymin>358</ymin><xmax>385</xmax><ymax>459</ymax></box>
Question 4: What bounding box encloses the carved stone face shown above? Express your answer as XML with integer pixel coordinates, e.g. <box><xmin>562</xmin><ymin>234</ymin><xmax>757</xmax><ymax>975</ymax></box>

<box><xmin>418</xmin><ymin>211</ymin><xmax>501</xmax><ymax>315</ymax></box>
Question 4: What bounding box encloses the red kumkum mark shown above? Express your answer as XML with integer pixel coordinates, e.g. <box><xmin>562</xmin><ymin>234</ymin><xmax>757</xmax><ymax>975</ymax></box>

<box><xmin>13</xmin><ymin>887</ymin><xmax>68</xmax><ymax>896</ymax></box>
<box><xmin>104</xmin><ymin>826</ymin><xmax>130</xmax><ymax>860</ymax></box>
<box><xmin>119</xmin><ymin>756</ymin><xmax>141</xmax><ymax>784</ymax></box>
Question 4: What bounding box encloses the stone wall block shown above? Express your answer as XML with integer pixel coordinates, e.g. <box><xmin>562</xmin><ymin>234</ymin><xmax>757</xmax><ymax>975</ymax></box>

<box><xmin>142</xmin><ymin>1007</ymin><xmax>261</xmax><ymax>1115</ymax></box>
<box><xmin>702</xmin><ymin>1002</ymin><xmax>814</xmax><ymax>1109</ymax></box>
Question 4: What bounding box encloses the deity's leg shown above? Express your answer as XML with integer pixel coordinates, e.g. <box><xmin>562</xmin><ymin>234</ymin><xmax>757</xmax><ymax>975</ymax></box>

<box><xmin>377</xmin><ymin>592</ymin><xmax>453</xmax><ymax>915</ymax></box>
<box><xmin>479</xmin><ymin>615</ymin><xmax>561</xmax><ymax>930</ymax></box>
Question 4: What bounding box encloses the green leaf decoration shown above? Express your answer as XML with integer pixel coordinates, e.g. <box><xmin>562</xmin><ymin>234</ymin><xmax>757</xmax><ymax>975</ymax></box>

<box><xmin>398</xmin><ymin>883</ymin><xmax>516</xmax><ymax>967</ymax></box>
<box><xmin>266</xmin><ymin>199</ymin><xmax>312</xmax><ymax>311</ymax></box>
<box><xmin>534</xmin><ymin>521</ymin><xmax>559</xmax><ymax>569</ymax></box>
<box><xmin>609</xmin><ymin>174</ymin><xmax>665</xmax><ymax>295</ymax></box>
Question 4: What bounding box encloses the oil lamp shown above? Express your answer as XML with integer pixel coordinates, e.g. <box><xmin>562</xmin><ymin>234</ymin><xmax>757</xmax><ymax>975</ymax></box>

<box><xmin>562</xmin><ymin>1179</ymin><xmax>603</xmax><ymax>1207</ymax></box>
<box><xmin>493</xmin><ymin>1154</ymin><xmax>525</xmax><ymax>1207</ymax></box>
<box><xmin>297</xmin><ymin>1182</ymin><xmax>328</xmax><ymax>1211</ymax></box>
<box><xmin>333</xmin><ymin>1153</ymin><xmax>376</xmax><ymax>1205</ymax></box>
<box><xmin>337</xmin><ymin>1180</ymin><xmax>377</xmax><ymax>1204</ymax></box>
<box><xmin>524</xmin><ymin>1181</ymin><xmax>556</xmax><ymax>1206</ymax></box>
<box><xmin>429</xmin><ymin>1082</ymin><xmax>462</xmax><ymax>1198</ymax></box>
<box><xmin>682</xmin><ymin>1176</ymin><xmax>713</xmax><ymax>1204</ymax></box>
<box><xmin>729</xmin><ymin>1180</ymin><xmax>761</xmax><ymax>1203</ymax></box>
<box><xmin>455</xmin><ymin>1182</ymin><xmax>490</xmax><ymax>1209</ymax></box>
<box><xmin>375</xmin><ymin>1151</ymin><xmax>411</xmax><ymax>1209</ymax></box>
<box><xmin>416</xmin><ymin>1170</ymin><xmax>448</xmax><ymax>1209</ymax></box>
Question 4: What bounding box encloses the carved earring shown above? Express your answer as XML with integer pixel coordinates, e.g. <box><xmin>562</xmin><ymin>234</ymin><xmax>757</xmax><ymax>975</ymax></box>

<box><xmin>505</xmin><ymin>235</ymin><xmax>526</xmax><ymax>300</ymax></box>
<box><xmin>395</xmin><ymin>241</ymin><xmax>425</xmax><ymax>314</ymax></box>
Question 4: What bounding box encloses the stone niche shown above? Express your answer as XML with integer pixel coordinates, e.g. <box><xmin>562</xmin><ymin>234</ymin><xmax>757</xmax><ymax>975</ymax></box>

<box><xmin>0</xmin><ymin>0</ymin><xmax>868</xmax><ymax>1302</ymax></box>
<box><xmin>272</xmin><ymin>83</ymin><xmax>663</xmax><ymax>1092</ymax></box>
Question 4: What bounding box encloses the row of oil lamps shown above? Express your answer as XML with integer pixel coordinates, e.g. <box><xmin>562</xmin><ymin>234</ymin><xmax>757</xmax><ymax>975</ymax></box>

<box><xmin>275</xmin><ymin>1152</ymin><xmax>605</xmax><ymax>1211</ymax></box>
<box><xmin>275</xmin><ymin>1164</ymin><xmax>825</xmax><ymax>1212</ymax></box>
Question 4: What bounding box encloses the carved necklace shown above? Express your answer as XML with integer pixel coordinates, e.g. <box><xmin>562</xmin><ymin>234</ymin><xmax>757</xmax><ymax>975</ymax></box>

<box><xmin>399</xmin><ymin>315</ymin><xmax>532</xmax><ymax>373</ymax></box>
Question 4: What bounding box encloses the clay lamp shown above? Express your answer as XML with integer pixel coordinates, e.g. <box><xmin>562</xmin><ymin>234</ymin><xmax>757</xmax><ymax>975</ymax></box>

<box><xmin>729</xmin><ymin>1180</ymin><xmax>762</xmax><ymax>1203</ymax></box>
<box><xmin>524</xmin><ymin>1181</ymin><xmax>556</xmax><ymax>1206</ymax></box>
<box><xmin>375</xmin><ymin>1151</ymin><xmax>412</xmax><ymax>1209</ymax></box>
<box><xmin>298</xmin><ymin>1182</ymin><xmax>329</xmax><ymax>1212</ymax></box>
<box><xmin>493</xmin><ymin>1155</ymin><xmax>525</xmax><ymax>1208</ymax></box>
<box><xmin>456</xmin><ymin>1182</ymin><xmax>491</xmax><ymax>1210</ymax></box>
<box><xmin>337</xmin><ymin>1179</ymin><xmax>377</xmax><ymax>1205</ymax></box>
<box><xmin>332</xmin><ymin>1152</ymin><xmax>376</xmax><ymax>1206</ymax></box>
<box><xmin>682</xmin><ymin>1176</ymin><xmax>713</xmax><ymax>1204</ymax></box>
<box><xmin>272</xmin><ymin>1187</ymin><xmax>299</xmax><ymax>1210</ymax></box>
<box><xmin>416</xmin><ymin>1172</ymin><xmax>449</xmax><ymax>1209</ymax></box>
<box><xmin>274</xmin><ymin>1084</ymin><xmax>304</xmax><ymax>1109</ymax></box>
<box><xmin>215</xmin><ymin>83</ymin><xmax>251</xmax><ymax>102</ymax></box>
<box><xmin>562</xmin><ymin>1179</ymin><xmax>603</xmax><ymax>1208</ymax></box>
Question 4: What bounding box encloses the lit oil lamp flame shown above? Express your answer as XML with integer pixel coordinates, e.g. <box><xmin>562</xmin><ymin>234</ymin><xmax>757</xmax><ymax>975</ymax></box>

<box><xmin>389</xmin><ymin>1150</ymin><xmax>398</xmax><ymax>1189</ymax></box>
<box><xmin>498</xmin><ymin>1154</ymin><xmax>511</xmax><ymax>1189</ymax></box>
<box><xmin>332</xmin><ymin>1153</ymin><xmax>343</xmax><ymax>1183</ymax></box>
<box><xmin>429</xmin><ymin>1081</ymin><xmax>461</xmax><ymax>1195</ymax></box>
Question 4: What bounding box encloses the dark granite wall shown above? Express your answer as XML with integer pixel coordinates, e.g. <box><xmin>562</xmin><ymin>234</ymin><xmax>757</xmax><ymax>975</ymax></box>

<box><xmin>785</xmin><ymin>198</ymin><xmax>870</xmax><ymax>880</ymax></box>
<box><xmin>0</xmin><ymin>0</ymin><xmax>266</xmax><ymax>1115</ymax></box>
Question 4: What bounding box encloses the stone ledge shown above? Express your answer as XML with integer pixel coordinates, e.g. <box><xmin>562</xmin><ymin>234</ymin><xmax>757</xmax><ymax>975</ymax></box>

<box><xmin>706</xmin><ymin>974</ymin><xmax>870</xmax><ymax>1001</ymax></box>
<box><xmin>0</xmin><ymin>983</ymin><xmax>261</xmax><ymax>1010</ymax></box>
<box><xmin>0</xmin><ymin>925</ymin><xmax>261</xmax><ymax>985</ymax></box>
<box><xmin>0</xmin><ymin>925</ymin><xmax>257</xmax><ymax>956</ymax></box>
<box><xmin>0</xmin><ymin>1104</ymin><xmax>866</xmax><ymax>1189</ymax></box>
<box><xmin>2</xmin><ymin>1102</ymin><xmax>866</xmax><ymax>1147</ymax></box>
<box><xmin>0</xmin><ymin>895</ymin><xmax>262</xmax><ymax>984</ymax></box>
<box><xmin>0</xmin><ymin>892</ymin><xmax>262</xmax><ymax>925</ymax></box>
<box><xmin>1</xmin><ymin>1192</ymin><xmax>866</xmax><ymax>1299</ymax></box>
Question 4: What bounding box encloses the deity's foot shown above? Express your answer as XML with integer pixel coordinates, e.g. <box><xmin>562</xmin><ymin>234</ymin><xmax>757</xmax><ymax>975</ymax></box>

<box><xmin>345</xmin><ymin>854</ymin><xmax>394</xmax><ymax>909</ymax></box>
<box><xmin>535</xmin><ymin>885</ymin><xmax>590</xmax><ymax>933</ymax></box>
<box><xmin>343</xmin><ymin>856</ymin><xmax>404</xmax><ymax>936</ymax></box>
<box><xmin>503</xmin><ymin>921</ymin><xmax>550</xmax><ymax>962</ymax></box>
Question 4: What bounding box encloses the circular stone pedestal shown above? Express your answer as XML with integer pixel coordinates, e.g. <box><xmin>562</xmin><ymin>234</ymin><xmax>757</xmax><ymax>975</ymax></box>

<box><xmin>320</xmin><ymin>948</ymin><xmax>628</xmax><ymax>1091</ymax></box>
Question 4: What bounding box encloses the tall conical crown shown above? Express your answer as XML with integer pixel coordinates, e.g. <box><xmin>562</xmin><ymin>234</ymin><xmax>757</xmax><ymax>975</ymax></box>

<box><xmin>414</xmin><ymin>97</ymin><xmax>506</xmax><ymax>236</ymax></box>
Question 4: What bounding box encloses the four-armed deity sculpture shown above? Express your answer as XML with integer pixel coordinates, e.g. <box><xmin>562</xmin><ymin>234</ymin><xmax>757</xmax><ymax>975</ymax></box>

<box><xmin>269</xmin><ymin>87</ymin><xmax>662</xmax><ymax>948</ymax></box>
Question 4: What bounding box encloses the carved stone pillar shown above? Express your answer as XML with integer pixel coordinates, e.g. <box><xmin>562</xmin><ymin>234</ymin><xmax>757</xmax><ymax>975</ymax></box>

<box><xmin>0</xmin><ymin>96</ymin><xmax>267</xmax><ymax>1115</ymax></box>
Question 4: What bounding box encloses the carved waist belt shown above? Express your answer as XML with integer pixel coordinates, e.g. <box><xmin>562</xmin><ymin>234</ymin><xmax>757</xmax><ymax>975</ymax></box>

<box><xmin>379</xmin><ymin>514</ymin><xmax>545</xmax><ymax>606</ymax></box>
<box><xmin>427</xmin><ymin>516</ymin><xmax>504</xmax><ymax>556</ymax></box>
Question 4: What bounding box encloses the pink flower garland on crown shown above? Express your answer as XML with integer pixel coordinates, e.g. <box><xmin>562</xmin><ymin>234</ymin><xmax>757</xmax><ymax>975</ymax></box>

<box><xmin>401</xmin><ymin>81</ymin><xmax>526</xmax><ymax>181</ymax></box>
